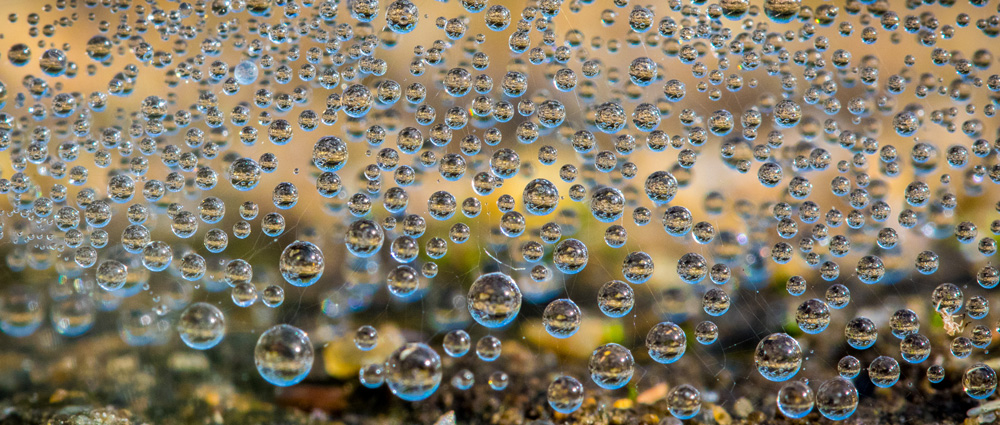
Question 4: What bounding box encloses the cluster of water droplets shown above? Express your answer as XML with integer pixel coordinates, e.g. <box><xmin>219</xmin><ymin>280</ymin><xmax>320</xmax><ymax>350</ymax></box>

<box><xmin>0</xmin><ymin>0</ymin><xmax>999</xmax><ymax>420</ymax></box>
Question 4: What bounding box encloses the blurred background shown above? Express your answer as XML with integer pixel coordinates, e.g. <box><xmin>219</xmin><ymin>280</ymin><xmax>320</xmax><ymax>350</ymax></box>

<box><xmin>0</xmin><ymin>0</ymin><xmax>998</xmax><ymax>423</ymax></box>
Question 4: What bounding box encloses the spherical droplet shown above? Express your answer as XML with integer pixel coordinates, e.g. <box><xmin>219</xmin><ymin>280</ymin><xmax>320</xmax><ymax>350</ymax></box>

<box><xmin>547</xmin><ymin>375</ymin><xmax>584</xmax><ymax>414</ymax></box>
<box><xmin>255</xmin><ymin>324</ymin><xmax>314</xmax><ymax>387</ymax></box>
<box><xmin>589</xmin><ymin>343</ymin><xmax>634</xmax><ymax>390</ymax></box>
<box><xmin>777</xmin><ymin>380</ymin><xmax>814</xmax><ymax>419</ymax></box>
<box><xmin>667</xmin><ymin>384</ymin><xmax>701</xmax><ymax>419</ymax></box>
<box><xmin>467</xmin><ymin>272</ymin><xmax>522</xmax><ymax>328</ymax></box>
<box><xmin>385</xmin><ymin>342</ymin><xmax>443</xmax><ymax>401</ymax></box>
<box><xmin>543</xmin><ymin>298</ymin><xmax>582</xmax><ymax>338</ymax></box>
<box><xmin>646</xmin><ymin>321</ymin><xmax>687</xmax><ymax>364</ymax></box>
<box><xmin>868</xmin><ymin>356</ymin><xmax>900</xmax><ymax>388</ymax></box>
<box><xmin>754</xmin><ymin>333</ymin><xmax>802</xmax><ymax>382</ymax></box>
<box><xmin>177</xmin><ymin>302</ymin><xmax>225</xmax><ymax>350</ymax></box>
<box><xmin>964</xmin><ymin>363</ymin><xmax>998</xmax><ymax>399</ymax></box>
<box><xmin>816</xmin><ymin>377</ymin><xmax>858</xmax><ymax>421</ymax></box>
<box><xmin>279</xmin><ymin>241</ymin><xmax>324</xmax><ymax>287</ymax></box>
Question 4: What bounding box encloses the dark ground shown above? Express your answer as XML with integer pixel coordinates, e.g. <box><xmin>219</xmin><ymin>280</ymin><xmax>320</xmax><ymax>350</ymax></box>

<box><xmin>0</xmin><ymin>329</ymin><xmax>990</xmax><ymax>425</ymax></box>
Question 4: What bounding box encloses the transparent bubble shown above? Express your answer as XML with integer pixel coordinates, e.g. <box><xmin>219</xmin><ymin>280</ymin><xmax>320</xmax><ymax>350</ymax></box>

<box><xmin>893</xmin><ymin>111</ymin><xmax>919</xmax><ymax>136</ymax></box>
<box><xmin>345</xmin><ymin>220</ymin><xmax>385</xmax><ymax>258</ymax></box>
<box><xmin>844</xmin><ymin>317</ymin><xmax>877</xmax><ymax>349</ymax></box>
<box><xmin>825</xmin><ymin>284</ymin><xmax>851</xmax><ymax>309</ymax></box>
<box><xmin>543</xmin><ymin>298</ymin><xmax>581</xmax><ymax>338</ymax></box>
<box><xmin>622</xmin><ymin>251</ymin><xmax>654</xmax><ymax>284</ymax></box>
<box><xmin>262</xmin><ymin>285</ymin><xmax>284</xmax><ymax>308</ymax></box>
<box><xmin>360</xmin><ymin>363</ymin><xmax>385</xmax><ymax>388</ymax></box>
<box><xmin>589</xmin><ymin>343</ymin><xmax>634</xmax><ymax>389</ymax></box>
<box><xmin>386</xmin><ymin>0</ymin><xmax>419</xmax><ymax>33</ymax></box>
<box><xmin>667</xmin><ymin>384</ymin><xmax>701</xmax><ymax>419</ymax></box>
<box><xmin>0</xmin><ymin>286</ymin><xmax>43</xmax><ymax>337</ymax></box>
<box><xmin>120</xmin><ymin>309</ymin><xmax>167</xmax><ymax>346</ymax></box>
<box><xmin>85</xmin><ymin>35</ymin><xmax>112</xmax><ymax>60</ymax></box>
<box><xmin>354</xmin><ymin>325</ymin><xmax>378</xmax><ymax>351</ymax></box>
<box><xmin>868</xmin><ymin>356</ymin><xmax>900</xmax><ymax>388</ymax></box>
<box><xmin>232</xmin><ymin>282</ymin><xmax>258</xmax><ymax>307</ymax></box>
<box><xmin>676</xmin><ymin>252</ymin><xmax>708</xmax><ymax>284</ymax></box>
<box><xmin>451</xmin><ymin>369</ymin><xmax>474</xmax><ymax>390</ymax></box>
<box><xmin>467</xmin><ymin>272</ymin><xmax>522</xmax><ymax>328</ymax></box>
<box><xmin>598</xmin><ymin>280</ymin><xmax>634</xmax><ymax>318</ymax></box>
<box><xmin>719</xmin><ymin>0</ymin><xmax>750</xmax><ymax>19</ymax></box>
<box><xmin>754</xmin><ymin>333</ymin><xmax>802</xmax><ymax>382</ymax></box>
<box><xmin>960</xmin><ymin>363</ymin><xmax>998</xmax><ymax>400</ymax></box>
<box><xmin>313</xmin><ymin>136</ymin><xmax>349</xmax><ymax>172</ymax></box>
<box><xmin>590</xmin><ymin>187</ymin><xmax>625</xmax><ymax>223</ymax></box>
<box><xmin>254</xmin><ymin>324</ymin><xmax>314</xmax><ymax>387</ymax></box>
<box><xmin>662</xmin><ymin>206</ymin><xmax>693</xmax><ymax>236</ymax></box>
<box><xmin>773</xmin><ymin>100</ymin><xmax>802</xmax><ymax>128</ymax></box>
<box><xmin>52</xmin><ymin>295</ymin><xmax>95</xmax><ymax>337</ymax></box>
<box><xmin>838</xmin><ymin>355</ymin><xmax>861</xmax><ymax>378</ymax></box>
<box><xmin>387</xmin><ymin>265</ymin><xmax>420</xmax><ymax>298</ymax></box>
<box><xmin>443</xmin><ymin>329</ymin><xmax>471</xmax><ymax>357</ymax></box>
<box><xmin>594</xmin><ymin>102</ymin><xmax>626</xmax><ymax>134</ymax></box>
<box><xmin>386</xmin><ymin>343</ymin><xmax>442</xmax><ymax>401</ymax></box>
<box><xmin>547</xmin><ymin>375</ymin><xmax>584</xmax><ymax>414</ymax></box>
<box><xmin>889</xmin><ymin>309</ymin><xmax>920</xmax><ymax>338</ymax></box>
<box><xmin>427</xmin><ymin>191</ymin><xmax>458</xmax><ymax>220</ymax></box>
<box><xmin>786</xmin><ymin>276</ymin><xmax>806</xmax><ymax>296</ymax></box>
<box><xmin>816</xmin><ymin>377</ymin><xmax>858</xmax><ymax>420</ymax></box>
<box><xmin>758</xmin><ymin>162</ymin><xmax>783</xmax><ymax>187</ymax></box>
<box><xmin>971</xmin><ymin>325</ymin><xmax>992</xmax><ymax>348</ymax></box>
<box><xmin>764</xmin><ymin>0</ymin><xmax>801</xmax><ymax>23</ymax></box>
<box><xmin>342</xmin><ymin>84</ymin><xmax>374</xmax><ymax>117</ymax></box>
<box><xmin>234</xmin><ymin>61</ymin><xmax>259</xmax><ymax>85</ymax></box>
<box><xmin>951</xmin><ymin>336</ymin><xmax>973</xmax><ymax>359</ymax></box>
<box><xmin>475</xmin><ymin>335</ymin><xmax>501</xmax><ymax>361</ymax></box>
<box><xmin>932</xmin><ymin>282</ymin><xmax>963</xmax><ymax>314</ymax></box>
<box><xmin>777</xmin><ymin>380</ymin><xmax>814</xmax><ymax>419</ymax></box>
<box><xmin>646</xmin><ymin>321</ymin><xmax>686</xmax><ymax>364</ymax></box>
<box><xmin>177</xmin><ymin>302</ymin><xmax>225</xmax><ymax>350</ymax></box>
<box><xmin>904</xmin><ymin>182</ymin><xmax>931</xmax><ymax>207</ymax></box>
<box><xmin>795</xmin><ymin>299</ymin><xmax>831</xmax><ymax>334</ymax></box>
<box><xmin>628</xmin><ymin>57</ymin><xmax>657</xmax><ymax>86</ymax></box>
<box><xmin>695</xmin><ymin>321</ymin><xmax>719</xmax><ymax>345</ymax></box>
<box><xmin>968</xmin><ymin>296</ymin><xmax>990</xmax><ymax>320</ymax></box>
<box><xmin>96</xmin><ymin>260</ymin><xmax>128</xmax><ymax>291</ymax></box>
<box><xmin>488</xmin><ymin>371</ymin><xmax>508</xmax><ymax>391</ymax></box>
<box><xmin>663</xmin><ymin>79</ymin><xmax>686</xmax><ymax>102</ymax></box>
<box><xmin>279</xmin><ymin>241</ymin><xmax>324</xmax><ymax>287</ymax></box>
<box><xmin>702</xmin><ymin>288</ymin><xmax>731</xmax><ymax>316</ymax></box>
<box><xmin>553</xmin><ymin>239</ymin><xmax>589</xmax><ymax>274</ymax></box>
<box><xmin>901</xmin><ymin>333</ymin><xmax>931</xmax><ymax>363</ymax></box>
<box><xmin>927</xmin><ymin>364</ymin><xmax>945</xmax><ymax>384</ymax></box>
<box><xmin>522</xmin><ymin>178</ymin><xmax>559</xmax><ymax>215</ymax></box>
<box><xmin>708</xmin><ymin>109</ymin><xmax>734</xmax><ymax>136</ymax></box>
<box><xmin>229</xmin><ymin>158</ymin><xmax>262</xmax><ymax>191</ymax></box>
<box><xmin>856</xmin><ymin>255</ymin><xmax>885</xmax><ymax>284</ymax></box>
<box><xmin>709</xmin><ymin>264</ymin><xmax>731</xmax><ymax>284</ymax></box>
<box><xmin>39</xmin><ymin>49</ymin><xmax>68</xmax><ymax>76</ymax></box>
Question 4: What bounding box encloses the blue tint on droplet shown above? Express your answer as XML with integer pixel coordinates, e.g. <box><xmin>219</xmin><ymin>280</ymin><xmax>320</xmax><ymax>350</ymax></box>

<box><xmin>0</xmin><ymin>320</ymin><xmax>41</xmax><ymax>338</ymax></box>
<box><xmin>234</xmin><ymin>61</ymin><xmax>259</xmax><ymax>85</ymax></box>
<box><xmin>181</xmin><ymin>332</ymin><xmax>223</xmax><ymax>350</ymax></box>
